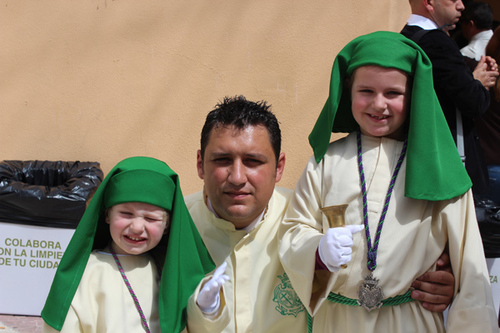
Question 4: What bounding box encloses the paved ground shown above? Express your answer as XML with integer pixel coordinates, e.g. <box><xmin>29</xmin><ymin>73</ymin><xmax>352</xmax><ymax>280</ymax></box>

<box><xmin>0</xmin><ymin>312</ymin><xmax>499</xmax><ymax>332</ymax></box>
<box><xmin>0</xmin><ymin>315</ymin><xmax>42</xmax><ymax>333</ymax></box>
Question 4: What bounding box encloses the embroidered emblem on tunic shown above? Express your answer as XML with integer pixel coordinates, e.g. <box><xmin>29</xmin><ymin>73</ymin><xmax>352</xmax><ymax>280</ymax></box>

<box><xmin>273</xmin><ymin>273</ymin><xmax>305</xmax><ymax>317</ymax></box>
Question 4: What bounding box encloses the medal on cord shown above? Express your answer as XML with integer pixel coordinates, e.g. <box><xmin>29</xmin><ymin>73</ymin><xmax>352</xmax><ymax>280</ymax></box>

<box><xmin>356</xmin><ymin>131</ymin><xmax>408</xmax><ymax>311</ymax></box>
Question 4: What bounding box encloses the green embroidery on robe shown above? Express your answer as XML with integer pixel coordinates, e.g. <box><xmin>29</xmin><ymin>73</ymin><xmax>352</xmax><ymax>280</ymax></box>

<box><xmin>273</xmin><ymin>273</ymin><xmax>305</xmax><ymax>317</ymax></box>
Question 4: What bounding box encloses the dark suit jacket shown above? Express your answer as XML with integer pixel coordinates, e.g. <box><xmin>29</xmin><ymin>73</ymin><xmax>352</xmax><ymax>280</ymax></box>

<box><xmin>401</xmin><ymin>24</ymin><xmax>490</xmax><ymax>194</ymax></box>
<box><xmin>464</xmin><ymin>57</ymin><xmax>500</xmax><ymax>165</ymax></box>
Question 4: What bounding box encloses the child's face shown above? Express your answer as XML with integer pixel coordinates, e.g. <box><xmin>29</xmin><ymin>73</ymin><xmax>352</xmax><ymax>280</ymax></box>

<box><xmin>106</xmin><ymin>202</ymin><xmax>169</xmax><ymax>255</ymax></box>
<box><xmin>351</xmin><ymin>65</ymin><xmax>409</xmax><ymax>140</ymax></box>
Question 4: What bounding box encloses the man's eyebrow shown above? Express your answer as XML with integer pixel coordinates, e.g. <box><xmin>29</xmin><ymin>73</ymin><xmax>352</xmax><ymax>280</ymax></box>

<box><xmin>244</xmin><ymin>153</ymin><xmax>268</xmax><ymax>160</ymax></box>
<box><xmin>208</xmin><ymin>152</ymin><xmax>268</xmax><ymax>160</ymax></box>
<box><xmin>208</xmin><ymin>151</ymin><xmax>231</xmax><ymax>157</ymax></box>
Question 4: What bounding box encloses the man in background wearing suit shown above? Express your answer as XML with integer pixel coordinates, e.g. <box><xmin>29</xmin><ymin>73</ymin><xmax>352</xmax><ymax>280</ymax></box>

<box><xmin>401</xmin><ymin>0</ymin><xmax>498</xmax><ymax>196</ymax></box>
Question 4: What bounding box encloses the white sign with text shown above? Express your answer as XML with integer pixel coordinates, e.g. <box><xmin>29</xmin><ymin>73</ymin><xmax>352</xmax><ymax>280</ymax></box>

<box><xmin>0</xmin><ymin>222</ymin><xmax>75</xmax><ymax>316</ymax></box>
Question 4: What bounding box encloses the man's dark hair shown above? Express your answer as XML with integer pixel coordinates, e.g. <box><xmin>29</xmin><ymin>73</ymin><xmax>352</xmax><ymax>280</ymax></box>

<box><xmin>200</xmin><ymin>95</ymin><xmax>281</xmax><ymax>164</ymax></box>
<box><xmin>462</xmin><ymin>2</ymin><xmax>493</xmax><ymax>30</ymax></box>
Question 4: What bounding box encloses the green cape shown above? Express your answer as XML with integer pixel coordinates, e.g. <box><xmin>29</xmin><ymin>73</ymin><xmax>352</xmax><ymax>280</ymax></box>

<box><xmin>41</xmin><ymin>156</ymin><xmax>215</xmax><ymax>332</ymax></box>
<box><xmin>308</xmin><ymin>31</ymin><xmax>471</xmax><ymax>201</ymax></box>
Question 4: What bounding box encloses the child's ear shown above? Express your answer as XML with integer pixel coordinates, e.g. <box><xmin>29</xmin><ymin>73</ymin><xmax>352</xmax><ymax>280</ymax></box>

<box><xmin>163</xmin><ymin>220</ymin><xmax>170</xmax><ymax>234</ymax></box>
<box><xmin>105</xmin><ymin>209</ymin><xmax>110</xmax><ymax>224</ymax></box>
<box><xmin>163</xmin><ymin>211</ymin><xmax>170</xmax><ymax>234</ymax></box>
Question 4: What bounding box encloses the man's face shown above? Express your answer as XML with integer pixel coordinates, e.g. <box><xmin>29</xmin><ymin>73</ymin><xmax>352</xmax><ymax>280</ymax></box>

<box><xmin>197</xmin><ymin>124</ymin><xmax>285</xmax><ymax>229</ymax></box>
<box><xmin>430</xmin><ymin>0</ymin><xmax>464</xmax><ymax>28</ymax></box>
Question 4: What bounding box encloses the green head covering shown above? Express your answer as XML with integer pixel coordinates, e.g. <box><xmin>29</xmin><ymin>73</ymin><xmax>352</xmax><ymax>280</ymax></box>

<box><xmin>41</xmin><ymin>156</ymin><xmax>215</xmax><ymax>332</ymax></box>
<box><xmin>308</xmin><ymin>31</ymin><xmax>471</xmax><ymax>201</ymax></box>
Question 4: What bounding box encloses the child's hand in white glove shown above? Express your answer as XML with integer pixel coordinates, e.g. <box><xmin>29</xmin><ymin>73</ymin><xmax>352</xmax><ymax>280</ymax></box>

<box><xmin>196</xmin><ymin>261</ymin><xmax>230</xmax><ymax>314</ymax></box>
<box><xmin>318</xmin><ymin>225</ymin><xmax>364</xmax><ymax>272</ymax></box>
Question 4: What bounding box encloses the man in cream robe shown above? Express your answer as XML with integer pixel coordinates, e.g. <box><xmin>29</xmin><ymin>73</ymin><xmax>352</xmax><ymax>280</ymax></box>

<box><xmin>186</xmin><ymin>187</ymin><xmax>307</xmax><ymax>332</ymax></box>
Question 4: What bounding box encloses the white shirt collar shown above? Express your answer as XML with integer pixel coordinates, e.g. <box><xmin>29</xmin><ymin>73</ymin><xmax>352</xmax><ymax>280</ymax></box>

<box><xmin>471</xmin><ymin>30</ymin><xmax>494</xmax><ymax>42</ymax></box>
<box><xmin>407</xmin><ymin>14</ymin><xmax>439</xmax><ymax>30</ymax></box>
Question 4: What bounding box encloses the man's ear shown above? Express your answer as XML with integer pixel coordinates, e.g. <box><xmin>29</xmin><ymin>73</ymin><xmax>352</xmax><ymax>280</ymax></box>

<box><xmin>196</xmin><ymin>150</ymin><xmax>204</xmax><ymax>180</ymax></box>
<box><xmin>275</xmin><ymin>152</ymin><xmax>286</xmax><ymax>183</ymax></box>
<box><xmin>423</xmin><ymin>0</ymin><xmax>435</xmax><ymax>14</ymax></box>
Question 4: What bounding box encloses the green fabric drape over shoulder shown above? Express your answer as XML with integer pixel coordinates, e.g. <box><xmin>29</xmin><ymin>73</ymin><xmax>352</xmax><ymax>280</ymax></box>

<box><xmin>41</xmin><ymin>156</ymin><xmax>215</xmax><ymax>332</ymax></box>
<box><xmin>308</xmin><ymin>31</ymin><xmax>471</xmax><ymax>201</ymax></box>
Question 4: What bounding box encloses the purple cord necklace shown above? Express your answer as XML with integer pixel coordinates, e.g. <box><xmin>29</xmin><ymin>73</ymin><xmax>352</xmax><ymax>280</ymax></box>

<box><xmin>109</xmin><ymin>245</ymin><xmax>152</xmax><ymax>333</ymax></box>
<box><xmin>356</xmin><ymin>130</ymin><xmax>407</xmax><ymax>311</ymax></box>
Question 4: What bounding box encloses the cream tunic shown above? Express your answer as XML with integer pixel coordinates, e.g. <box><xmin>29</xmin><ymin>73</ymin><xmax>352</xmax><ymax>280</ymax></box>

<box><xmin>185</xmin><ymin>188</ymin><xmax>308</xmax><ymax>333</ymax></box>
<box><xmin>279</xmin><ymin>133</ymin><xmax>497</xmax><ymax>332</ymax></box>
<box><xmin>42</xmin><ymin>251</ymin><xmax>160</xmax><ymax>333</ymax></box>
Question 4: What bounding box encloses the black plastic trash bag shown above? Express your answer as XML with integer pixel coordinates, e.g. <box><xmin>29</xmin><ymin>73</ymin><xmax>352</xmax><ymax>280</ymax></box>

<box><xmin>0</xmin><ymin>160</ymin><xmax>103</xmax><ymax>229</ymax></box>
<box><xmin>476</xmin><ymin>198</ymin><xmax>500</xmax><ymax>258</ymax></box>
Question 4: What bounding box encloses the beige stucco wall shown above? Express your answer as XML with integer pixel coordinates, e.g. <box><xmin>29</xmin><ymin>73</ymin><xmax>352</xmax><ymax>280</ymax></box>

<box><xmin>1</xmin><ymin>1</ymin><xmax>412</xmax><ymax>195</ymax></box>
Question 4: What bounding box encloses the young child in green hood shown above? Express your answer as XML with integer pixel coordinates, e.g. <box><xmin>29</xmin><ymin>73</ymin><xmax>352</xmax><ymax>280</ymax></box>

<box><xmin>41</xmin><ymin>156</ymin><xmax>214</xmax><ymax>333</ymax></box>
<box><xmin>279</xmin><ymin>31</ymin><xmax>497</xmax><ymax>332</ymax></box>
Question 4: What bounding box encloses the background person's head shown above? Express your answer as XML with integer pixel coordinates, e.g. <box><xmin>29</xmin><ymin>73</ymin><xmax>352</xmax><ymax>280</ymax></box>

<box><xmin>410</xmin><ymin>0</ymin><xmax>465</xmax><ymax>29</ymax></box>
<box><xmin>460</xmin><ymin>2</ymin><xmax>493</xmax><ymax>40</ymax></box>
<box><xmin>197</xmin><ymin>96</ymin><xmax>285</xmax><ymax>229</ymax></box>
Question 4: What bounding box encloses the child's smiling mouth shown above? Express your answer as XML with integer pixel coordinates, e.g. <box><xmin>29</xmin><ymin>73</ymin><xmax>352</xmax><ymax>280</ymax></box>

<box><xmin>368</xmin><ymin>114</ymin><xmax>389</xmax><ymax>120</ymax></box>
<box><xmin>125</xmin><ymin>235</ymin><xmax>146</xmax><ymax>242</ymax></box>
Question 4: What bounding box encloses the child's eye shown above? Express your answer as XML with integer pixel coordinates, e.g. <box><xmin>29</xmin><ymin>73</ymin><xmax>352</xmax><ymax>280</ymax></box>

<box><xmin>120</xmin><ymin>211</ymin><xmax>133</xmax><ymax>216</ymax></box>
<box><xmin>145</xmin><ymin>217</ymin><xmax>162</xmax><ymax>222</ymax></box>
<box><xmin>359</xmin><ymin>89</ymin><xmax>373</xmax><ymax>94</ymax></box>
<box><xmin>387</xmin><ymin>90</ymin><xmax>404</xmax><ymax>96</ymax></box>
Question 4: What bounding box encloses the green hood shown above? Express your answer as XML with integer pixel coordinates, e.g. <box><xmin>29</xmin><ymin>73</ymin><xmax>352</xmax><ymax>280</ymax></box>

<box><xmin>309</xmin><ymin>31</ymin><xmax>471</xmax><ymax>201</ymax></box>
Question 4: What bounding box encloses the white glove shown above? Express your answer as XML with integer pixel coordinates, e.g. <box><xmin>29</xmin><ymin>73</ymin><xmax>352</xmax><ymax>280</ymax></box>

<box><xmin>318</xmin><ymin>225</ymin><xmax>364</xmax><ymax>272</ymax></box>
<box><xmin>196</xmin><ymin>262</ymin><xmax>230</xmax><ymax>314</ymax></box>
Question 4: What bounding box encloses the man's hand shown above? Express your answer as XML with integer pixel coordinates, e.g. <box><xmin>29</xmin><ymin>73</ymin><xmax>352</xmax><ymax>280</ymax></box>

<box><xmin>411</xmin><ymin>251</ymin><xmax>455</xmax><ymax>312</ymax></box>
<box><xmin>473</xmin><ymin>56</ymin><xmax>499</xmax><ymax>89</ymax></box>
<box><xmin>484</xmin><ymin>55</ymin><xmax>499</xmax><ymax>73</ymax></box>
<box><xmin>197</xmin><ymin>262</ymin><xmax>230</xmax><ymax>314</ymax></box>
